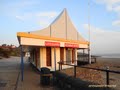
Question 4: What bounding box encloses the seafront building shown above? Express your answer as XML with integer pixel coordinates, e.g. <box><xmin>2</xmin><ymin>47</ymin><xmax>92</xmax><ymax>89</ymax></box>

<box><xmin>17</xmin><ymin>9</ymin><xmax>89</xmax><ymax>80</ymax></box>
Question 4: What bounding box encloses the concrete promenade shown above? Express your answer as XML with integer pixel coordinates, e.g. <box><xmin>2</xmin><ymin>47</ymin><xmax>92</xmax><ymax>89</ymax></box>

<box><xmin>0</xmin><ymin>57</ymin><xmax>20</xmax><ymax>90</ymax></box>
<box><xmin>0</xmin><ymin>57</ymin><xmax>57</xmax><ymax>90</ymax></box>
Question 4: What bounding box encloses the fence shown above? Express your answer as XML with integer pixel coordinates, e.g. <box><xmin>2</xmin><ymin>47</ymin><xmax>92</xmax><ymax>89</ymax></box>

<box><xmin>58</xmin><ymin>61</ymin><xmax>120</xmax><ymax>85</ymax></box>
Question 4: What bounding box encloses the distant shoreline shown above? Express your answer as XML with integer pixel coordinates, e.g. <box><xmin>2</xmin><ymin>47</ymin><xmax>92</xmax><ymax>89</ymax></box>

<box><xmin>101</xmin><ymin>56</ymin><xmax>120</xmax><ymax>59</ymax></box>
<box><xmin>96</xmin><ymin>57</ymin><xmax>120</xmax><ymax>64</ymax></box>
<box><xmin>92</xmin><ymin>54</ymin><xmax>120</xmax><ymax>59</ymax></box>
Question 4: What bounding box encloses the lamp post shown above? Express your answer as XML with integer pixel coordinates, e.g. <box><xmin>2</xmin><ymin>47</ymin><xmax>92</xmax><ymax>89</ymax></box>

<box><xmin>88</xmin><ymin>0</ymin><xmax>91</xmax><ymax>64</ymax></box>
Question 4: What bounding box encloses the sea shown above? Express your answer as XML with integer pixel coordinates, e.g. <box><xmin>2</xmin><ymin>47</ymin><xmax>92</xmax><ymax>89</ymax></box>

<box><xmin>95</xmin><ymin>54</ymin><xmax>120</xmax><ymax>58</ymax></box>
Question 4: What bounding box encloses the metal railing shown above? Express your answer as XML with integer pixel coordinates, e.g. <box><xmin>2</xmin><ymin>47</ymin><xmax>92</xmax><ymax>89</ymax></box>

<box><xmin>58</xmin><ymin>61</ymin><xmax>120</xmax><ymax>85</ymax></box>
<box><xmin>77</xmin><ymin>56</ymin><xmax>97</xmax><ymax>63</ymax></box>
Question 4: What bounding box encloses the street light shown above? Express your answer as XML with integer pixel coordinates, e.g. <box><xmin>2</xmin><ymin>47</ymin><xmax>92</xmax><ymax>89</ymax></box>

<box><xmin>88</xmin><ymin>0</ymin><xmax>91</xmax><ymax>64</ymax></box>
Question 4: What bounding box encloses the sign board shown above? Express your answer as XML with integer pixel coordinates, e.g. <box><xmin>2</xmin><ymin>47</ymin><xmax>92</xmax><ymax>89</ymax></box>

<box><xmin>45</xmin><ymin>41</ymin><xmax>60</xmax><ymax>47</ymax></box>
<box><xmin>65</xmin><ymin>43</ymin><xmax>79</xmax><ymax>48</ymax></box>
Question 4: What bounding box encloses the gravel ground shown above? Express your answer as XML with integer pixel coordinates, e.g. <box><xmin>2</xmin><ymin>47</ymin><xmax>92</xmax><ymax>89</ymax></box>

<box><xmin>61</xmin><ymin>57</ymin><xmax>120</xmax><ymax>90</ymax></box>
<box><xmin>97</xmin><ymin>57</ymin><xmax>120</xmax><ymax>90</ymax></box>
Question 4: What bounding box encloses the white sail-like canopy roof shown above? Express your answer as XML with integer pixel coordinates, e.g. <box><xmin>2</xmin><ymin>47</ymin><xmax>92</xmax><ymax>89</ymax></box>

<box><xmin>30</xmin><ymin>9</ymin><xmax>86</xmax><ymax>42</ymax></box>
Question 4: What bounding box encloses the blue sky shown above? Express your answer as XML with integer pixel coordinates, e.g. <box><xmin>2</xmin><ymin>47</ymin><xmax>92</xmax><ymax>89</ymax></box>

<box><xmin>0</xmin><ymin>0</ymin><xmax>120</xmax><ymax>54</ymax></box>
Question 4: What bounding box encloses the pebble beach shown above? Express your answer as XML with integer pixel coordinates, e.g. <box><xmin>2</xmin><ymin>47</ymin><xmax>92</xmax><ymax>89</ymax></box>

<box><xmin>61</xmin><ymin>57</ymin><xmax>120</xmax><ymax>90</ymax></box>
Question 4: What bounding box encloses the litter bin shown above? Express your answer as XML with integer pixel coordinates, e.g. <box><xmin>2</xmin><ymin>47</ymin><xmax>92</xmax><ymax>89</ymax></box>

<box><xmin>40</xmin><ymin>67</ymin><xmax>50</xmax><ymax>85</ymax></box>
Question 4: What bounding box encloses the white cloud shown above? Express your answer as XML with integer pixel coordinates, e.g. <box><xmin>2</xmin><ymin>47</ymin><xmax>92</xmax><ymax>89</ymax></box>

<box><xmin>94</xmin><ymin>0</ymin><xmax>120</xmax><ymax>12</ymax></box>
<box><xmin>1</xmin><ymin>0</ymin><xmax>59</xmax><ymax>28</ymax></box>
<box><xmin>112</xmin><ymin>20</ymin><xmax>120</xmax><ymax>26</ymax></box>
<box><xmin>0</xmin><ymin>0</ymin><xmax>41</xmax><ymax>18</ymax></box>
<box><xmin>15</xmin><ymin>11</ymin><xmax>58</xmax><ymax>20</ymax></box>
<box><xmin>93</xmin><ymin>0</ymin><xmax>120</xmax><ymax>27</ymax></box>
<box><xmin>95</xmin><ymin>0</ymin><xmax>120</xmax><ymax>5</ymax></box>
<box><xmin>83</xmin><ymin>23</ymin><xmax>120</xmax><ymax>55</ymax></box>
<box><xmin>15</xmin><ymin>11</ymin><xmax>58</xmax><ymax>28</ymax></box>
<box><xmin>17</xmin><ymin>0</ymin><xmax>38</xmax><ymax>7</ymax></box>
<box><xmin>15</xmin><ymin>15</ymin><xmax>24</xmax><ymax>21</ymax></box>
<box><xmin>37</xmin><ymin>12</ymin><xmax>58</xmax><ymax>27</ymax></box>
<box><xmin>36</xmin><ymin>12</ymin><xmax>58</xmax><ymax>18</ymax></box>
<box><xmin>38</xmin><ymin>21</ymin><xmax>50</xmax><ymax>27</ymax></box>
<box><xmin>113</xmin><ymin>5</ymin><xmax>120</xmax><ymax>12</ymax></box>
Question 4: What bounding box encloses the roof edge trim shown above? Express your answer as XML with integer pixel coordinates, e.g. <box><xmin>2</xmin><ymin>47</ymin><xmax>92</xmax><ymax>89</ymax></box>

<box><xmin>17</xmin><ymin>32</ymin><xmax>89</xmax><ymax>45</ymax></box>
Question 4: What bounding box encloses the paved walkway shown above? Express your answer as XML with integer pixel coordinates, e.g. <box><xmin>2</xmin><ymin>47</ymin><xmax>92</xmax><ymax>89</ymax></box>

<box><xmin>0</xmin><ymin>57</ymin><xmax>20</xmax><ymax>90</ymax></box>
<box><xmin>0</xmin><ymin>56</ymin><xmax>57</xmax><ymax>90</ymax></box>
<box><xmin>17</xmin><ymin>59</ymin><xmax>56</xmax><ymax>90</ymax></box>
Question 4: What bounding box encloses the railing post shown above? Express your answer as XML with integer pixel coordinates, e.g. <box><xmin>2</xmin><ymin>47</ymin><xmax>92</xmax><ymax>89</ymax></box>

<box><xmin>61</xmin><ymin>62</ymin><xmax>62</xmax><ymax>70</ymax></box>
<box><xmin>74</xmin><ymin>66</ymin><xmax>76</xmax><ymax>78</ymax></box>
<box><xmin>106</xmin><ymin>66</ymin><xmax>109</xmax><ymax>85</ymax></box>
<box><xmin>106</xmin><ymin>71</ymin><xmax>109</xmax><ymax>85</ymax></box>
<box><xmin>59</xmin><ymin>62</ymin><xmax>60</xmax><ymax>71</ymax></box>
<box><xmin>58</xmin><ymin>61</ymin><xmax>63</xmax><ymax>71</ymax></box>
<box><xmin>95</xmin><ymin>58</ymin><xmax>97</xmax><ymax>63</ymax></box>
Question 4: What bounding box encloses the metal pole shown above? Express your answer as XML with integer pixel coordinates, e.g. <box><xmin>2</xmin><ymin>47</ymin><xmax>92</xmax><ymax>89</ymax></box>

<box><xmin>95</xmin><ymin>58</ymin><xmax>97</xmax><ymax>63</ymax></box>
<box><xmin>106</xmin><ymin>71</ymin><xmax>109</xmax><ymax>85</ymax></box>
<box><xmin>83</xmin><ymin>49</ymin><xmax>85</xmax><ymax>61</ymax></box>
<box><xmin>88</xmin><ymin>0</ymin><xmax>91</xmax><ymax>64</ymax></box>
<box><xmin>106</xmin><ymin>66</ymin><xmax>109</xmax><ymax>85</ymax></box>
<box><xmin>61</xmin><ymin>62</ymin><xmax>62</xmax><ymax>70</ymax></box>
<box><xmin>20</xmin><ymin>45</ymin><xmax>24</xmax><ymax>81</ymax></box>
<box><xmin>59</xmin><ymin>62</ymin><xmax>60</xmax><ymax>71</ymax></box>
<box><xmin>74</xmin><ymin>66</ymin><xmax>76</xmax><ymax>78</ymax></box>
<box><xmin>54</xmin><ymin>47</ymin><xmax>56</xmax><ymax>71</ymax></box>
